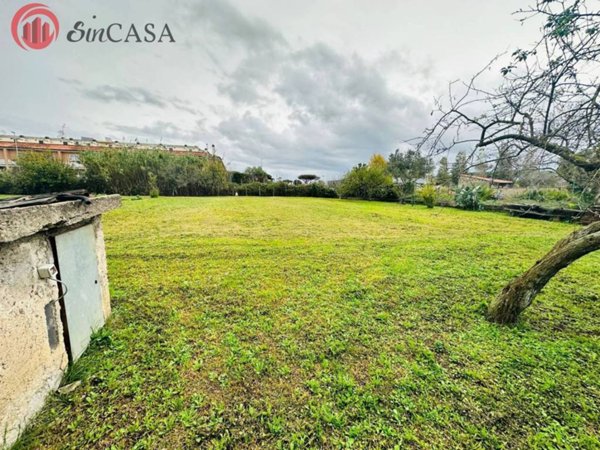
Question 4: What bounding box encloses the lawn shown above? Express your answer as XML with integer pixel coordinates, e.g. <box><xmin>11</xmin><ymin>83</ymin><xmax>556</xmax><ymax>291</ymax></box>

<box><xmin>14</xmin><ymin>197</ymin><xmax>600</xmax><ymax>449</ymax></box>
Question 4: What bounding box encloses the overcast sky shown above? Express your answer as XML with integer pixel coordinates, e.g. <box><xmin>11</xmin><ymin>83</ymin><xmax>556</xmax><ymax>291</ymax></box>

<box><xmin>1</xmin><ymin>0</ymin><xmax>540</xmax><ymax>179</ymax></box>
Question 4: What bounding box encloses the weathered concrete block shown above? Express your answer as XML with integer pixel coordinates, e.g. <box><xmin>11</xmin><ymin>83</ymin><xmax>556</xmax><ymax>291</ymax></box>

<box><xmin>0</xmin><ymin>235</ymin><xmax>67</xmax><ymax>447</ymax></box>
<box><xmin>0</xmin><ymin>196</ymin><xmax>120</xmax><ymax>449</ymax></box>
<box><xmin>0</xmin><ymin>195</ymin><xmax>121</xmax><ymax>244</ymax></box>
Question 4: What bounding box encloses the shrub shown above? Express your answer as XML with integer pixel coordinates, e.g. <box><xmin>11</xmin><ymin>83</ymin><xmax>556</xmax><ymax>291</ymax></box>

<box><xmin>302</xmin><ymin>182</ymin><xmax>339</xmax><ymax>198</ymax></box>
<box><xmin>544</xmin><ymin>189</ymin><xmax>571</xmax><ymax>202</ymax></box>
<box><xmin>578</xmin><ymin>188</ymin><xmax>598</xmax><ymax>209</ymax></box>
<box><xmin>233</xmin><ymin>181</ymin><xmax>338</xmax><ymax>198</ymax></box>
<box><xmin>0</xmin><ymin>170</ymin><xmax>16</xmax><ymax>194</ymax></box>
<box><xmin>419</xmin><ymin>184</ymin><xmax>437</xmax><ymax>208</ymax></box>
<box><xmin>518</xmin><ymin>188</ymin><xmax>572</xmax><ymax>203</ymax></box>
<box><xmin>398</xmin><ymin>181</ymin><xmax>417</xmax><ymax>197</ymax></box>
<box><xmin>455</xmin><ymin>186</ymin><xmax>484</xmax><ymax>210</ymax></box>
<box><xmin>478</xmin><ymin>184</ymin><xmax>496</xmax><ymax>201</ymax></box>
<box><xmin>436</xmin><ymin>189</ymin><xmax>455</xmax><ymax>206</ymax></box>
<box><xmin>339</xmin><ymin>164</ymin><xmax>399</xmax><ymax>201</ymax></box>
<box><xmin>519</xmin><ymin>189</ymin><xmax>546</xmax><ymax>202</ymax></box>
<box><xmin>148</xmin><ymin>173</ymin><xmax>160</xmax><ymax>198</ymax></box>
<box><xmin>10</xmin><ymin>153</ymin><xmax>81</xmax><ymax>194</ymax></box>
<box><xmin>81</xmin><ymin>149</ymin><xmax>228</xmax><ymax>196</ymax></box>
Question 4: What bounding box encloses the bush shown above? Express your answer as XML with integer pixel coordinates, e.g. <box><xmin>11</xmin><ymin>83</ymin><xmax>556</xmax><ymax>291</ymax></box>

<box><xmin>233</xmin><ymin>181</ymin><xmax>338</xmax><ymax>198</ymax></box>
<box><xmin>339</xmin><ymin>164</ymin><xmax>399</xmax><ymax>201</ymax></box>
<box><xmin>455</xmin><ymin>186</ymin><xmax>484</xmax><ymax>210</ymax></box>
<box><xmin>545</xmin><ymin>189</ymin><xmax>571</xmax><ymax>202</ymax></box>
<box><xmin>518</xmin><ymin>188</ymin><xmax>573</xmax><ymax>203</ymax></box>
<box><xmin>148</xmin><ymin>173</ymin><xmax>160</xmax><ymax>198</ymax></box>
<box><xmin>519</xmin><ymin>189</ymin><xmax>546</xmax><ymax>202</ymax></box>
<box><xmin>302</xmin><ymin>182</ymin><xmax>339</xmax><ymax>198</ymax></box>
<box><xmin>419</xmin><ymin>184</ymin><xmax>437</xmax><ymax>208</ymax></box>
<box><xmin>0</xmin><ymin>170</ymin><xmax>16</xmax><ymax>194</ymax></box>
<box><xmin>478</xmin><ymin>184</ymin><xmax>496</xmax><ymax>201</ymax></box>
<box><xmin>8</xmin><ymin>153</ymin><xmax>81</xmax><ymax>195</ymax></box>
<box><xmin>436</xmin><ymin>189</ymin><xmax>455</xmax><ymax>206</ymax></box>
<box><xmin>81</xmin><ymin>149</ymin><xmax>228</xmax><ymax>196</ymax></box>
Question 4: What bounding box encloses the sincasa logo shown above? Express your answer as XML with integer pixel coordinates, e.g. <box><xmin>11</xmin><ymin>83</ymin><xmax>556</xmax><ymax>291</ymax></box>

<box><xmin>67</xmin><ymin>16</ymin><xmax>175</xmax><ymax>44</ymax></box>
<box><xmin>11</xmin><ymin>3</ymin><xmax>176</xmax><ymax>51</ymax></box>
<box><xmin>11</xmin><ymin>3</ymin><xmax>59</xmax><ymax>50</ymax></box>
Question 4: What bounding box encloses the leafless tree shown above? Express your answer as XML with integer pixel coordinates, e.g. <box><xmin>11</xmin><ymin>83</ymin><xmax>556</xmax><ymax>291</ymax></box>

<box><xmin>418</xmin><ymin>0</ymin><xmax>600</xmax><ymax>324</ymax></box>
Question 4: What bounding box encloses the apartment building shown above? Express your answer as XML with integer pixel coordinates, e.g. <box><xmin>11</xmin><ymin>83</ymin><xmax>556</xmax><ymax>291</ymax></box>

<box><xmin>0</xmin><ymin>135</ymin><xmax>212</xmax><ymax>170</ymax></box>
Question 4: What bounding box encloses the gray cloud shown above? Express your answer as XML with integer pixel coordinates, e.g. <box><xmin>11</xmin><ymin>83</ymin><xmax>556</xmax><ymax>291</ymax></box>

<box><xmin>80</xmin><ymin>85</ymin><xmax>202</xmax><ymax>116</ymax></box>
<box><xmin>95</xmin><ymin>1</ymin><xmax>432</xmax><ymax>178</ymax></box>
<box><xmin>184</xmin><ymin>0</ymin><xmax>286</xmax><ymax>53</ymax></box>
<box><xmin>57</xmin><ymin>77</ymin><xmax>83</xmax><ymax>87</ymax></box>
<box><xmin>177</xmin><ymin>0</ymin><xmax>433</xmax><ymax>178</ymax></box>
<box><xmin>83</xmin><ymin>85</ymin><xmax>167</xmax><ymax>108</ymax></box>
<box><xmin>215</xmin><ymin>37</ymin><xmax>430</xmax><ymax>177</ymax></box>
<box><xmin>171</xmin><ymin>99</ymin><xmax>203</xmax><ymax>116</ymax></box>
<box><xmin>3</xmin><ymin>0</ymin><xmax>536</xmax><ymax>180</ymax></box>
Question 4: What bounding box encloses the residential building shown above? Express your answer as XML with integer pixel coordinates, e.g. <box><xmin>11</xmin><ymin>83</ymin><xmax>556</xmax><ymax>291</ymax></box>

<box><xmin>459</xmin><ymin>174</ymin><xmax>514</xmax><ymax>188</ymax></box>
<box><xmin>0</xmin><ymin>135</ymin><xmax>212</xmax><ymax>170</ymax></box>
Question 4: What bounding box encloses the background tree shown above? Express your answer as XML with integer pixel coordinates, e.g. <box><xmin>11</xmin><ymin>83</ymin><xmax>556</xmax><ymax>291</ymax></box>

<box><xmin>488</xmin><ymin>146</ymin><xmax>516</xmax><ymax>181</ymax></box>
<box><xmin>436</xmin><ymin>157</ymin><xmax>452</xmax><ymax>186</ymax></box>
<box><xmin>472</xmin><ymin>151</ymin><xmax>490</xmax><ymax>178</ymax></box>
<box><xmin>419</xmin><ymin>0</ymin><xmax>600</xmax><ymax>324</ymax></box>
<box><xmin>339</xmin><ymin>155</ymin><xmax>399</xmax><ymax>201</ymax></box>
<box><xmin>489</xmin><ymin>157</ymin><xmax>514</xmax><ymax>181</ymax></box>
<box><xmin>451</xmin><ymin>151</ymin><xmax>468</xmax><ymax>185</ymax></box>
<box><xmin>6</xmin><ymin>153</ymin><xmax>81</xmax><ymax>194</ymax></box>
<box><xmin>244</xmin><ymin>166</ymin><xmax>273</xmax><ymax>183</ymax></box>
<box><xmin>369</xmin><ymin>153</ymin><xmax>389</xmax><ymax>171</ymax></box>
<box><xmin>298</xmin><ymin>174</ymin><xmax>321</xmax><ymax>184</ymax></box>
<box><xmin>80</xmin><ymin>149</ymin><xmax>228</xmax><ymax>196</ymax></box>
<box><xmin>558</xmin><ymin>158</ymin><xmax>600</xmax><ymax>206</ymax></box>
<box><xmin>230</xmin><ymin>171</ymin><xmax>249</xmax><ymax>184</ymax></box>
<box><xmin>200</xmin><ymin>155</ymin><xmax>229</xmax><ymax>195</ymax></box>
<box><xmin>511</xmin><ymin>148</ymin><xmax>564</xmax><ymax>187</ymax></box>
<box><xmin>388</xmin><ymin>149</ymin><xmax>432</xmax><ymax>195</ymax></box>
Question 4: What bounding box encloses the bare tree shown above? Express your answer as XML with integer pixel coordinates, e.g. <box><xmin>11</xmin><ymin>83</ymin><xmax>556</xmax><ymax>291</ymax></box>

<box><xmin>418</xmin><ymin>0</ymin><xmax>600</xmax><ymax>324</ymax></box>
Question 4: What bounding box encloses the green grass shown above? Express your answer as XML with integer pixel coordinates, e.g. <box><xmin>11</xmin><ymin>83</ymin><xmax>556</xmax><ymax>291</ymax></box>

<box><xmin>14</xmin><ymin>197</ymin><xmax>600</xmax><ymax>449</ymax></box>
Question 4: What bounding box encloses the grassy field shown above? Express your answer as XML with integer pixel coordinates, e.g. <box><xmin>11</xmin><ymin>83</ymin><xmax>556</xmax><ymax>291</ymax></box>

<box><xmin>15</xmin><ymin>197</ymin><xmax>600</xmax><ymax>449</ymax></box>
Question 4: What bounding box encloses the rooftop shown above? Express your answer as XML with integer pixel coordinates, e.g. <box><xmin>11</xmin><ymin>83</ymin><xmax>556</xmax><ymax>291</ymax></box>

<box><xmin>461</xmin><ymin>174</ymin><xmax>514</xmax><ymax>184</ymax></box>
<box><xmin>0</xmin><ymin>135</ymin><xmax>211</xmax><ymax>155</ymax></box>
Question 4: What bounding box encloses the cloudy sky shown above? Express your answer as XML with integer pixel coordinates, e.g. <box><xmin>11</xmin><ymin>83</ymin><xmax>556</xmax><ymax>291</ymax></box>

<box><xmin>1</xmin><ymin>0</ymin><xmax>540</xmax><ymax>179</ymax></box>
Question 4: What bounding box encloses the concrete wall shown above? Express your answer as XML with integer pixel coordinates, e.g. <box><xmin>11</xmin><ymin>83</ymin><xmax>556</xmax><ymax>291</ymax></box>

<box><xmin>0</xmin><ymin>196</ymin><xmax>120</xmax><ymax>449</ymax></box>
<box><xmin>0</xmin><ymin>234</ymin><xmax>68</xmax><ymax>448</ymax></box>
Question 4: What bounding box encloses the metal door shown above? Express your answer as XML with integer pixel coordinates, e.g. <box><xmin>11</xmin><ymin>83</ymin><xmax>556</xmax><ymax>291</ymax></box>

<box><xmin>55</xmin><ymin>224</ymin><xmax>104</xmax><ymax>361</ymax></box>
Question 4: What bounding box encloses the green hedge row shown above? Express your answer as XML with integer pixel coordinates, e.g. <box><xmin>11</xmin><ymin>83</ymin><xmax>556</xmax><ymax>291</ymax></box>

<box><xmin>0</xmin><ymin>151</ymin><xmax>339</xmax><ymax>199</ymax></box>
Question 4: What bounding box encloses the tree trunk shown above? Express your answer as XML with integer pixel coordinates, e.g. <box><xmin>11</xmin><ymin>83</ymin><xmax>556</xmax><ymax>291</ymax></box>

<box><xmin>488</xmin><ymin>221</ymin><xmax>600</xmax><ymax>324</ymax></box>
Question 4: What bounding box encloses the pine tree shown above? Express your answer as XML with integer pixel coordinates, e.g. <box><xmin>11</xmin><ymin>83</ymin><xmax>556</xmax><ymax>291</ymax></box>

<box><xmin>451</xmin><ymin>152</ymin><xmax>467</xmax><ymax>185</ymax></box>
<box><xmin>489</xmin><ymin>153</ymin><xmax>514</xmax><ymax>180</ymax></box>
<box><xmin>436</xmin><ymin>157</ymin><xmax>451</xmax><ymax>186</ymax></box>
